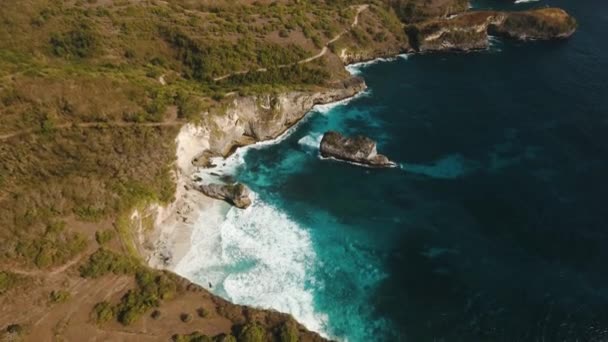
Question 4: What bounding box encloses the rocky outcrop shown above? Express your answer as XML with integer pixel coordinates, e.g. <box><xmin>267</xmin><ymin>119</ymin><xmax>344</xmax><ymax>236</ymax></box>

<box><xmin>195</xmin><ymin>183</ymin><xmax>252</xmax><ymax>209</ymax></box>
<box><xmin>320</xmin><ymin>131</ymin><xmax>395</xmax><ymax>168</ymax></box>
<box><xmin>488</xmin><ymin>8</ymin><xmax>577</xmax><ymax>40</ymax></box>
<box><xmin>196</xmin><ymin>76</ymin><xmax>366</xmax><ymax>158</ymax></box>
<box><xmin>409</xmin><ymin>8</ymin><xmax>577</xmax><ymax>52</ymax></box>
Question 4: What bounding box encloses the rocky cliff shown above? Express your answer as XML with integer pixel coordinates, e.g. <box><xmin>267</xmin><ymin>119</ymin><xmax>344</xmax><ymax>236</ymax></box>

<box><xmin>409</xmin><ymin>8</ymin><xmax>577</xmax><ymax>52</ymax></box>
<box><xmin>198</xmin><ymin>77</ymin><xmax>366</xmax><ymax>159</ymax></box>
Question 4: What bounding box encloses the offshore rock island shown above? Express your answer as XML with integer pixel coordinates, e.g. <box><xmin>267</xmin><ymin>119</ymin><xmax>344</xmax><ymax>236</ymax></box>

<box><xmin>320</xmin><ymin>131</ymin><xmax>396</xmax><ymax>168</ymax></box>
<box><xmin>0</xmin><ymin>0</ymin><xmax>576</xmax><ymax>340</ymax></box>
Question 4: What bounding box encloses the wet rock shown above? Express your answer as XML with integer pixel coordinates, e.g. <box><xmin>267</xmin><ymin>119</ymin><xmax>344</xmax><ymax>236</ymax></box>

<box><xmin>320</xmin><ymin>131</ymin><xmax>395</xmax><ymax>168</ymax></box>
<box><xmin>196</xmin><ymin>183</ymin><xmax>252</xmax><ymax>209</ymax></box>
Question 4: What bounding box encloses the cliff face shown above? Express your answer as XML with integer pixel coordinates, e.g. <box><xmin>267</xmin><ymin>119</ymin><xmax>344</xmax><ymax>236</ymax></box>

<box><xmin>202</xmin><ymin>77</ymin><xmax>366</xmax><ymax>158</ymax></box>
<box><xmin>410</xmin><ymin>8</ymin><xmax>577</xmax><ymax>52</ymax></box>
<box><xmin>488</xmin><ymin>8</ymin><xmax>577</xmax><ymax>40</ymax></box>
<box><xmin>134</xmin><ymin>77</ymin><xmax>367</xmax><ymax>342</ymax></box>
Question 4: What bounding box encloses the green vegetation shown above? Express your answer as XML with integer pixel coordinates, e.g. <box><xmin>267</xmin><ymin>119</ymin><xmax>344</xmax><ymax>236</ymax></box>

<box><xmin>93</xmin><ymin>301</ymin><xmax>115</xmax><ymax>324</ymax></box>
<box><xmin>172</xmin><ymin>332</ymin><xmax>212</xmax><ymax>342</ymax></box>
<box><xmin>151</xmin><ymin>309</ymin><xmax>161</xmax><ymax>320</ymax></box>
<box><xmin>50</xmin><ymin>23</ymin><xmax>98</xmax><ymax>58</ymax></box>
<box><xmin>0</xmin><ymin>271</ymin><xmax>21</xmax><ymax>295</ymax></box>
<box><xmin>215</xmin><ymin>334</ymin><xmax>237</xmax><ymax>342</ymax></box>
<box><xmin>196</xmin><ymin>307</ymin><xmax>210</xmax><ymax>318</ymax></box>
<box><xmin>79</xmin><ymin>248</ymin><xmax>138</xmax><ymax>278</ymax></box>
<box><xmin>0</xmin><ymin>0</ymin><xmax>408</xmax><ymax>337</ymax></box>
<box><xmin>238</xmin><ymin>323</ymin><xmax>266</xmax><ymax>342</ymax></box>
<box><xmin>278</xmin><ymin>321</ymin><xmax>299</xmax><ymax>342</ymax></box>
<box><xmin>15</xmin><ymin>221</ymin><xmax>87</xmax><ymax>269</ymax></box>
<box><xmin>95</xmin><ymin>229</ymin><xmax>115</xmax><ymax>245</ymax></box>
<box><xmin>88</xmin><ymin>263</ymin><xmax>180</xmax><ymax>326</ymax></box>
<box><xmin>180</xmin><ymin>313</ymin><xmax>193</xmax><ymax>323</ymax></box>
<box><xmin>389</xmin><ymin>0</ymin><xmax>469</xmax><ymax>23</ymax></box>
<box><xmin>49</xmin><ymin>289</ymin><xmax>71</xmax><ymax>304</ymax></box>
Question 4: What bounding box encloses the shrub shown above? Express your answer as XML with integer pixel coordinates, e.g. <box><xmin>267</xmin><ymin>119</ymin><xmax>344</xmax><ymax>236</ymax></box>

<box><xmin>50</xmin><ymin>24</ymin><xmax>97</xmax><ymax>58</ymax></box>
<box><xmin>16</xmin><ymin>221</ymin><xmax>87</xmax><ymax>269</ymax></box>
<box><xmin>214</xmin><ymin>334</ymin><xmax>237</xmax><ymax>342</ymax></box>
<box><xmin>116</xmin><ymin>289</ymin><xmax>157</xmax><ymax>325</ymax></box>
<box><xmin>278</xmin><ymin>321</ymin><xmax>299</xmax><ymax>342</ymax></box>
<box><xmin>79</xmin><ymin>248</ymin><xmax>138</xmax><ymax>278</ymax></box>
<box><xmin>238</xmin><ymin>323</ymin><xmax>266</xmax><ymax>342</ymax></box>
<box><xmin>93</xmin><ymin>301</ymin><xmax>115</xmax><ymax>324</ymax></box>
<box><xmin>95</xmin><ymin>230</ymin><xmax>115</xmax><ymax>245</ymax></box>
<box><xmin>180</xmin><ymin>313</ymin><xmax>193</xmax><ymax>323</ymax></box>
<box><xmin>173</xmin><ymin>332</ymin><xmax>212</xmax><ymax>342</ymax></box>
<box><xmin>196</xmin><ymin>307</ymin><xmax>209</xmax><ymax>318</ymax></box>
<box><xmin>49</xmin><ymin>290</ymin><xmax>71</xmax><ymax>303</ymax></box>
<box><xmin>151</xmin><ymin>309</ymin><xmax>161</xmax><ymax>319</ymax></box>
<box><xmin>6</xmin><ymin>324</ymin><xmax>23</xmax><ymax>335</ymax></box>
<box><xmin>0</xmin><ymin>272</ymin><xmax>20</xmax><ymax>295</ymax></box>
<box><xmin>111</xmin><ymin>269</ymin><xmax>179</xmax><ymax>325</ymax></box>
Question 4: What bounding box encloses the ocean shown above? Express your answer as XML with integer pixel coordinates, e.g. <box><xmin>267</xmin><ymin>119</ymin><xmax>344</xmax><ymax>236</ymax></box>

<box><xmin>176</xmin><ymin>0</ymin><xmax>608</xmax><ymax>340</ymax></box>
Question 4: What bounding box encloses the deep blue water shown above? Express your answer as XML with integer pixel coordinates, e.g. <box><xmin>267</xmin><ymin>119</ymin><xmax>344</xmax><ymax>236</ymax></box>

<box><xmin>190</xmin><ymin>0</ymin><xmax>608</xmax><ymax>340</ymax></box>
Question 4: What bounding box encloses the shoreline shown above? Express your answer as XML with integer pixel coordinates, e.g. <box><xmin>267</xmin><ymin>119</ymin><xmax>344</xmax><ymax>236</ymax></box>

<box><xmin>146</xmin><ymin>71</ymin><xmax>373</xmax><ymax>271</ymax></box>
<box><xmin>144</xmin><ymin>59</ymin><xmax>390</xmax><ymax>339</ymax></box>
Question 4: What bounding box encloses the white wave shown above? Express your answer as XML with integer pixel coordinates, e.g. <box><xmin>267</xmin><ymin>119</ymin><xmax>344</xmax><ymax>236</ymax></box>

<box><xmin>515</xmin><ymin>0</ymin><xmax>540</xmax><ymax>3</ymax></box>
<box><xmin>345</xmin><ymin>54</ymin><xmax>411</xmax><ymax>75</ymax></box>
<box><xmin>298</xmin><ymin>133</ymin><xmax>323</xmax><ymax>151</ymax></box>
<box><xmin>174</xmin><ymin>194</ymin><xmax>330</xmax><ymax>337</ymax></box>
<box><xmin>312</xmin><ymin>89</ymin><xmax>370</xmax><ymax>115</ymax></box>
<box><xmin>400</xmin><ymin>154</ymin><xmax>472</xmax><ymax>179</ymax></box>
<box><xmin>488</xmin><ymin>35</ymin><xmax>503</xmax><ymax>53</ymax></box>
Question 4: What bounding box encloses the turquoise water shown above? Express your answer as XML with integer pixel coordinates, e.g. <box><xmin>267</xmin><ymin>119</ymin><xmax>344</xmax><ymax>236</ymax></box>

<box><xmin>185</xmin><ymin>0</ymin><xmax>608</xmax><ymax>340</ymax></box>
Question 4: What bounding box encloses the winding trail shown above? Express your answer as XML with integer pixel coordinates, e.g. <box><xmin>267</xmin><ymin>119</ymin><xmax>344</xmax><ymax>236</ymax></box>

<box><xmin>7</xmin><ymin>250</ymin><xmax>89</xmax><ymax>278</ymax></box>
<box><xmin>213</xmin><ymin>4</ymin><xmax>369</xmax><ymax>82</ymax></box>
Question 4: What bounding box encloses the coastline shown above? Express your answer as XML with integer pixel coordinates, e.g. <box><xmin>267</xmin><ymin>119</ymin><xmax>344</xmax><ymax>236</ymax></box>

<box><xmin>142</xmin><ymin>10</ymin><xmax>579</xmax><ymax>336</ymax></box>
<box><xmin>141</xmin><ymin>64</ymin><xmax>381</xmax><ymax>339</ymax></box>
<box><xmin>145</xmin><ymin>76</ymin><xmax>370</xmax><ymax>271</ymax></box>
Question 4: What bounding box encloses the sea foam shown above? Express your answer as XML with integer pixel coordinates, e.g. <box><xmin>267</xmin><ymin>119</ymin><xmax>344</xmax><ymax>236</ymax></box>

<box><xmin>346</xmin><ymin>54</ymin><xmax>410</xmax><ymax>75</ymax></box>
<box><xmin>175</xmin><ymin>194</ymin><xmax>331</xmax><ymax>337</ymax></box>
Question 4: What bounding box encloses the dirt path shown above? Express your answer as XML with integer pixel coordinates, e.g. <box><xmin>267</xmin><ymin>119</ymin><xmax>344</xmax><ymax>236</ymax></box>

<box><xmin>0</xmin><ymin>120</ymin><xmax>184</xmax><ymax>142</ymax></box>
<box><xmin>8</xmin><ymin>250</ymin><xmax>89</xmax><ymax>278</ymax></box>
<box><xmin>213</xmin><ymin>4</ymin><xmax>369</xmax><ymax>82</ymax></box>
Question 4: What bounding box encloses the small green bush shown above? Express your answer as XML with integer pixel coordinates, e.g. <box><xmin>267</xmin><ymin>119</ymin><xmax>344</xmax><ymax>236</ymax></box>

<box><xmin>0</xmin><ymin>272</ymin><xmax>20</xmax><ymax>295</ymax></box>
<box><xmin>278</xmin><ymin>321</ymin><xmax>299</xmax><ymax>342</ymax></box>
<box><xmin>180</xmin><ymin>313</ymin><xmax>192</xmax><ymax>323</ymax></box>
<box><xmin>151</xmin><ymin>309</ymin><xmax>161</xmax><ymax>319</ymax></box>
<box><xmin>238</xmin><ymin>323</ymin><xmax>266</xmax><ymax>342</ymax></box>
<box><xmin>95</xmin><ymin>230</ymin><xmax>115</xmax><ymax>245</ymax></box>
<box><xmin>214</xmin><ymin>334</ymin><xmax>237</xmax><ymax>342</ymax></box>
<box><xmin>93</xmin><ymin>301</ymin><xmax>115</xmax><ymax>324</ymax></box>
<box><xmin>50</xmin><ymin>25</ymin><xmax>97</xmax><ymax>58</ymax></box>
<box><xmin>173</xmin><ymin>332</ymin><xmax>212</xmax><ymax>342</ymax></box>
<box><xmin>196</xmin><ymin>307</ymin><xmax>209</xmax><ymax>318</ymax></box>
<box><xmin>49</xmin><ymin>290</ymin><xmax>71</xmax><ymax>303</ymax></box>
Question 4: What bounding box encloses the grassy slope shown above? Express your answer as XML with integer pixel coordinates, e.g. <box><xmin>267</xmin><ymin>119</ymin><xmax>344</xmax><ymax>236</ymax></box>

<box><xmin>0</xmin><ymin>0</ymin><xmax>408</xmax><ymax>340</ymax></box>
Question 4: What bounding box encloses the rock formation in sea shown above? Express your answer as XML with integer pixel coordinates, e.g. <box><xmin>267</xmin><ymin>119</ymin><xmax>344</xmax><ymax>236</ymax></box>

<box><xmin>195</xmin><ymin>183</ymin><xmax>252</xmax><ymax>209</ymax></box>
<box><xmin>408</xmin><ymin>8</ymin><xmax>577</xmax><ymax>52</ymax></box>
<box><xmin>320</xmin><ymin>131</ymin><xmax>396</xmax><ymax>168</ymax></box>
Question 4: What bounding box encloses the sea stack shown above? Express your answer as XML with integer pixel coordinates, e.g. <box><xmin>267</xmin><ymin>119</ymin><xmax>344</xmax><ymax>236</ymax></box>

<box><xmin>319</xmin><ymin>131</ymin><xmax>396</xmax><ymax>168</ymax></box>
<box><xmin>195</xmin><ymin>183</ymin><xmax>252</xmax><ymax>209</ymax></box>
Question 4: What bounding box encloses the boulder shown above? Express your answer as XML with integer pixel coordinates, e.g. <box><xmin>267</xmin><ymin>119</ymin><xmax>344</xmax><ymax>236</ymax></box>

<box><xmin>196</xmin><ymin>183</ymin><xmax>252</xmax><ymax>209</ymax></box>
<box><xmin>320</xmin><ymin>131</ymin><xmax>395</xmax><ymax>168</ymax></box>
